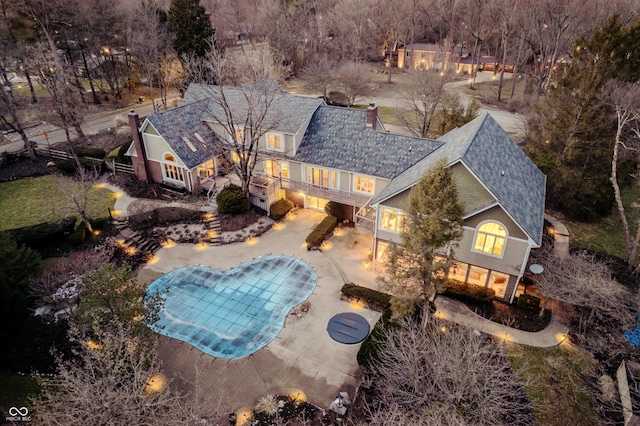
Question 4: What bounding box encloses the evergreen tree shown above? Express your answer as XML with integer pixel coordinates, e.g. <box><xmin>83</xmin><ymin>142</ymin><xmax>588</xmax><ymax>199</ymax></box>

<box><xmin>168</xmin><ymin>0</ymin><xmax>215</xmax><ymax>58</ymax></box>
<box><xmin>525</xmin><ymin>16</ymin><xmax>640</xmax><ymax>221</ymax></box>
<box><xmin>382</xmin><ymin>159</ymin><xmax>464</xmax><ymax>306</ymax></box>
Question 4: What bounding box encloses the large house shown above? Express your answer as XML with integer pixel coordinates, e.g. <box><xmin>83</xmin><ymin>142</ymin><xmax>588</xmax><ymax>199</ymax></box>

<box><xmin>397</xmin><ymin>43</ymin><xmax>513</xmax><ymax>74</ymax></box>
<box><xmin>126</xmin><ymin>80</ymin><xmax>545</xmax><ymax>303</ymax></box>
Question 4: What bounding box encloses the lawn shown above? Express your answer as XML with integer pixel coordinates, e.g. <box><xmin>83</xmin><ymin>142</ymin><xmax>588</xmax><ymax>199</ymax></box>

<box><xmin>0</xmin><ymin>176</ymin><xmax>116</xmax><ymax>231</ymax></box>
<box><xmin>0</xmin><ymin>367</ymin><xmax>40</xmax><ymax>414</ymax></box>
<box><xmin>563</xmin><ymin>185</ymin><xmax>640</xmax><ymax>261</ymax></box>
<box><xmin>507</xmin><ymin>342</ymin><xmax>600</xmax><ymax>425</ymax></box>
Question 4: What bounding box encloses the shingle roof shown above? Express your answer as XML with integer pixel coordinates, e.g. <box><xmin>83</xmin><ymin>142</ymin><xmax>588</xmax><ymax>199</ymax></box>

<box><xmin>373</xmin><ymin>113</ymin><xmax>546</xmax><ymax>245</ymax></box>
<box><xmin>145</xmin><ymin>103</ymin><xmax>222</xmax><ymax>169</ymax></box>
<box><xmin>294</xmin><ymin>106</ymin><xmax>442</xmax><ymax>179</ymax></box>
<box><xmin>183</xmin><ymin>79</ymin><xmax>324</xmax><ymax>135</ymax></box>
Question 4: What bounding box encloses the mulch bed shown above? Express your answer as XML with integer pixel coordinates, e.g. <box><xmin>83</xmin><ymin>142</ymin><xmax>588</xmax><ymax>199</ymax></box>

<box><xmin>463</xmin><ymin>299</ymin><xmax>552</xmax><ymax>332</ymax></box>
<box><xmin>0</xmin><ymin>155</ymin><xmax>58</xmax><ymax>181</ymax></box>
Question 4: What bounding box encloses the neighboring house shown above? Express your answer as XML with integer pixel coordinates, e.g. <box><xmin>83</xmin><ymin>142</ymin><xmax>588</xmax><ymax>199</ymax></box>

<box><xmin>127</xmin><ymin>80</ymin><xmax>545</xmax><ymax>303</ymax></box>
<box><xmin>397</xmin><ymin>43</ymin><xmax>513</xmax><ymax>74</ymax></box>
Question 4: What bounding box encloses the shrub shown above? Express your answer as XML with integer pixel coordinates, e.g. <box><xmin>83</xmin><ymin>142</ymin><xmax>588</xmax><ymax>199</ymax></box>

<box><xmin>69</xmin><ymin>223</ymin><xmax>87</xmax><ymax>246</ymax></box>
<box><xmin>324</xmin><ymin>201</ymin><xmax>347</xmax><ymax>222</ymax></box>
<box><xmin>7</xmin><ymin>216</ymin><xmax>76</xmax><ymax>248</ymax></box>
<box><xmin>216</xmin><ymin>184</ymin><xmax>249</xmax><ymax>214</ymax></box>
<box><xmin>305</xmin><ymin>215</ymin><xmax>337</xmax><ymax>248</ymax></box>
<box><xmin>341</xmin><ymin>283</ymin><xmax>391</xmax><ymax>311</ymax></box>
<box><xmin>55</xmin><ymin>158</ymin><xmax>102</xmax><ymax>175</ymax></box>
<box><xmin>516</xmin><ymin>293</ymin><xmax>541</xmax><ymax>311</ymax></box>
<box><xmin>117</xmin><ymin>140</ymin><xmax>133</xmax><ymax>164</ymax></box>
<box><xmin>442</xmin><ymin>280</ymin><xmax>496</xmax><ymax>304</ymax></box>
<box><xmin>270</xmin><ymin>198</ymin><xmax>294</xmax><ymax>221</ymax></box>
<box><xmin>75</xmin><ymin>147</ymin><xmax>106</xmax><ymax>159</ymax></box>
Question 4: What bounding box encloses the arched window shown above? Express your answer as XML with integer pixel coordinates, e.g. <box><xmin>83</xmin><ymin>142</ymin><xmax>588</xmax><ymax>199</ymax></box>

<box><xmin>473</xmin><ymin>222</ymin><xmax>507</xmax><ymax>256</ymax></box>
<box><xmin>163</xmin><ymin>153</ymin><xmax>184</xmax><ymax>183</ymax></box>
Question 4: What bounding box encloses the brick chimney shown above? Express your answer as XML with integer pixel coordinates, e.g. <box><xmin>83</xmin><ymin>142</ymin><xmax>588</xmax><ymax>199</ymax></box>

<box><xmin>128</xmin><ymin>110</ymin><xmax>150</xmax><ymax>182</ymax></box>
<box><xmin>366</xmin><ymin>103</ymin><xmax>378</xmax><ymax>130</ymax></box>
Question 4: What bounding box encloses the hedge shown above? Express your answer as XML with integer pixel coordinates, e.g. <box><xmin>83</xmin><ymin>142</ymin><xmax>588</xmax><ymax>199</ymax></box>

<box><xmin>216</xmin><ymin>184</ymin><xmax>249</xmax><ymax>214</ymax></box>
<box><xmin>7</xmin><ymin>216</ymin><xmax>76</xmax><ymax>247</ymax></box>
<box><xmin>75</xmin><ymin>147</ymin><xmax>106</xmax><ymax>159</ymax></box>
<box><xmin>341</xmin><ymin>283</ymin><xmax>391</xmax><ymax>311</ymax></box>
<box><xmin>305</xmin><ymin>215</ymin><xmax>337</xmax><ymax>248</ymax></box>
<box><xmin>324</xmin><ymin>201</ymin><xmax>346</xmax><ymax>222</ymax></box>
<box><xmin>270</xmin><ymin>198</ymin><xmax>294</xmax><ymax>221</ymax></box>
<box><xmin>357</xmin><ymin>307</ymin><xmax>392</xmax><ymax>366</ymax></box>
<box><xmin>442</xmin><ymin>279</ymin><xmax>496</xmax><ymax>304</ymax></box>
<box><xmin>516</xmin><ymin>293</ymin><xmax>541</xmax><ymax>311</ymax></box>
<box><xmin>55</xmin><ymin>158</ymin><xmax>103</xmax><ymax>175</ymax></box>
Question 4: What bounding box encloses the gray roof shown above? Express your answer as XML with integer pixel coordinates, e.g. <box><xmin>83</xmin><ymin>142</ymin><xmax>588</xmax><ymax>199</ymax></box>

<box><xmin>373</xmin><ymin>113</ymin><xmax>546</xmax><ymax>245</ymax></box>
<box><xmin>145</xmin><ymin>103</ymin><xmax>222</xmax><ymax>169</ymax></box>
<box><xmin>294</xmin><ymin>106</ymin><xmax>442</xmax><ymax>179</ymax></box>
<box><xmin>183</xmin><ymin>79</ymin><xmax>324</xmax><ymax>135</ymax></box>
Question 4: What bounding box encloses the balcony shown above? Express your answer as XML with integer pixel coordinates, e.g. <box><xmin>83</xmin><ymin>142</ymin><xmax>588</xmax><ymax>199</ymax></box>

<box><xmin>355</xmin><ymin>202</ymin><xmax>376</xmax><ymax>235</ymax></box>
<box><xmin>280</xmin><ymin>179</ymin><xmax>372</xmax><ymax>207</ymax></box>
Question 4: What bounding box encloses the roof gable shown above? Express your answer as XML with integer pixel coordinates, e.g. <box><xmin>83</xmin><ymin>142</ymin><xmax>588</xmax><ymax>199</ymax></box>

<box><xmin>373</xmin><ymin>113</ymin><xmax>545</xmax><ymax>245</ymax></box>
<box><xmin>145</xmin><ymin>103</ymin><xmax>222</xmax><ymax>170</ymax></box>
<box><xmin>295</xmin><ymin>106</ymin><xmax>442</xmax><ymax>179</ymax></box>
<box><xmin>183</xmin><ymin>79</ymin><xmax>324</xmax><ymax>135</ymax></box>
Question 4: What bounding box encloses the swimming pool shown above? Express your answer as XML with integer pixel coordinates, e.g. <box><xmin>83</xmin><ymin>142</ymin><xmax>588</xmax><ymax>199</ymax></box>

<box><xmin>145</xmin><ymin>255</ymin><xmax>317</xmax><ymax>358</ymax></box>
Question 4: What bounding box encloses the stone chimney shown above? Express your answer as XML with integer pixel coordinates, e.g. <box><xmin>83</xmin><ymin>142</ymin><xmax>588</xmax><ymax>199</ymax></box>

<box><xmin>366</xmin><ymin>103</ymin><xmax>378</xmax><ymax>130</ymax></box>
<box><xmin>128</xmin><ymin>110</ymin><xmax>150</xmax><ymax>182</ymax></box>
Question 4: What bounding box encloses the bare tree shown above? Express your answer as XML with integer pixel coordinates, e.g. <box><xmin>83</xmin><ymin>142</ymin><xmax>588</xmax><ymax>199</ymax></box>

<box><xmin>363</xmin><ymin>316</ymin><xmax>533</xmax><ymax>425</ymax></box>
<box><xmin>57</xmin><ymin>167</ymin><xmax>102</xmax><ymax>235</ymax></box>
<box><xmin>532</xmin><ymin>248</ymin><xmax>635</xmax><ymax>331</ymax></box>
<box><xmin>335</xmin><ymin>61</ymin><xmax>370</xmax><ymax>106</ymax></box>
<box><xmin>328</xmin><ymin>0</ymin><xmax>376</xmax><ymax>62</ymax></box>
<box><xmin>32</xmin><ymin>321</ymin><xmax>228</xmax><ymax>426</ymax></box>
<box><xmin>183</xmin><ymin>43</ymin><xmax>289</xmax><ymax>197</ymax></box>
<box><xmin>0</xmin><ymin>80</ymin><xmax>36</xmax><ymax>160</ymax></box>
<box><xmin>603</xmin><ymin>80</ymin><xmax>640</xmax><ymax>274</ymax></box>
<box><xmin>398</xmin><ymin>69</ymin><xmax>457</xmax><ymax>138</ymax></box>
<box><xmin>369</xmin><ymin>0</ymin><xmax>411</xmax><ymax>82</ymax></box>
<box><xmin>301</xmin><ymin>58</ymin><xmax>335</xmax><ymax>102</ymax></box>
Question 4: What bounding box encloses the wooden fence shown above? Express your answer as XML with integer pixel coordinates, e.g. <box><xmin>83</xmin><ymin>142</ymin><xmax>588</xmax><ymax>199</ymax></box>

<box><xmin>32</xmin><ymin>146</ymin><xmax>135</xmax><ymax>175</ymax></box>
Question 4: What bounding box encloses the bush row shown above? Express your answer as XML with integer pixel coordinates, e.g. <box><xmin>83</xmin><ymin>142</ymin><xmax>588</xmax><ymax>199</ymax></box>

<box><xmin>55</xmin><ymin>158</ymin><xmax>104</xmax><ymax>175</ymax></box>
<box><xmin>341</xmin><ymin>283</ymin><xmax>391</xmax><ymax>311</ymax></box>
<box><xmin>8</xmin><ymin>217</ymin><xmax>76</xmax><ymax>248</ymax></box>
<box><xmin>305</xmin><ymin>215</ymin><xmax>337</xmax><ymax>248</ymax></box>
<box><xmin>442</xmin><ymin>279</ymin><xmax>496</xmax><ymax>304</ymax></box>
<box><xmin>269</xmin><ymin>198</ymin><xmax>294</xmax><ymax>221</ymax></box>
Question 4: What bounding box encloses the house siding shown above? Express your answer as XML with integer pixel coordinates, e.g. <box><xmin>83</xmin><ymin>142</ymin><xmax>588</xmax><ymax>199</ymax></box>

<box><xmin>143</xmin><ymin>134</ymin><xmax>183</xmax><ymax>165</ymax></box>
<box><xmin>455</xmin><ymin>227</ymin><xmax>529</xmax><ymax>276</ymax></box>
<box><xmin>382</xmin><ymin>190</ymin><xmax>409</xmax><ymax>210</ymax></box>
<box><xmin>450</xmin><ymin>163</ymin><xmax>495</xmax><ymax>213</ymax></box>
<box><xmin>464</xmin><ymin>205</ymin><xmax>528</xmax><ymax>241</ymax></box>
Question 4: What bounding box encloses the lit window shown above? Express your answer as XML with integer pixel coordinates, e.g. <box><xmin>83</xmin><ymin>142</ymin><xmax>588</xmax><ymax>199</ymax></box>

<box><xmin>305</xmin><ymin>166</ymin><xmax>338</xmax><ymax>189</ymax></box>
<box><xmin>488</xmin><ymin>271</ymin><xmax>508</xmax><ymax>298</ymax></box>
<box><xmin>280</xmin><ymin>162</ymin><xmax>289</xmax><ymax>179</ymax></box>
<box><xmin>197</xmin><ymin>159</ymin><xmax>214</xmax><ymax>179</ymax></box>
<box><xmin>379</xmin><ymin>207</ymin><xmax>406</xmax><ymax>233</ymax></box>
<box><xmin>474</xmin><ymin>222</ymin><xmax>507</xmax><ymax>256</ymax></box>
<box><xmin>267</xmin><ymin>133</ymin><xmax>284</xmax><ymax>151</ymax></box>
<box><xmin>163</xmin><ymin>153</ymin><xmax>184</xmax><ymax>183</ymax></box>
<box><xmin>236</xmin><ymin>128</ymin><xmax>243</xmax><ymax>141</ymax></box>
<box><xmin>354</xmin><ymin>175</ymin><xmax>374</xmax><ymax>194</ymax></box>
<box><xmin>449</xmin><ymin>261</ymin><xmax>468</xmax><ymax>283</ymax></box>
<box><xmin>467</xmin><ymin>266</ymin><xmax>489</xmax><ymax>287</ymax></box>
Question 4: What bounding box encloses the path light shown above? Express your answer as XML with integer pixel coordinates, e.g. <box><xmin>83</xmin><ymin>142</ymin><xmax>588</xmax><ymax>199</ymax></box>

<box><xmin>440</xmin><ymin>325</ymin><xmax>447</xmax><ymax>333</ymax></box>
<box><xmin>235</xmin><ymin>407</ymin><xmax>253</xmax><ymax>426</ymax></box>
<box><xmin>349</xmin><ymin>298</ymin><xmax>365</xmax><ymax>310</ymax></box>
<box><xmin>202</xmin><ymin>212</ymin><xmax>213</xmax><ymax>221</ymax></box>
<box><xmin>162</xmin><ymin>238</ymin><xmax>176</xmax><ymax>248</ymax></box>
<box><xmin>195</xmin><ymin>242</ymin><xmax>209</xmax><ymax>251</ymax></box>
<box><xmin>245</xmin><ymin>236</ymin><xmax>259</xmax><ymax>246</ymax></box>
<box><xmin>125</xmin><ymin>246</ymin><xmax>138</xmax><ymax>256</ymax></box>
<box><xmin>361</xmin><ymin>261</ymin><xmax>370</xmax><ymax>269</ymax></box>
<box><xmin>112</xmin><ymin>192</ymin><xmax>123</xmax><ymax>199</ymax></box>
<box><xmin>206</xmin><ymin>230</ymin><xmax>217</xmax><ymax>239</ymax></box>
<box><xmin>94</xmin><ymin>183</ymin><xmax>106</xmax><ymax>189</ymax></box>
<box><xmin>92</xmin><ymin>230</ymin><xmax>101</xmax><ymax>236</ymax></box>
<box><xmin>556</xmin><ymin>333</ymin><xmax>570</xmax><ymax>345</ymax></box>
<box><xmin>144</xmin><ymin>373</ymin><xmax>167</xmax><ymax>394</ymax></box>
<box><xmin>146</xmin><ymin>255</ymin><xmax>159</xmax><ymax>265</ymax></box>
<box><xmin>272</xmin><ymin>222</ymin><xmax>284</xmax><ymax>231</ymax></box>
<box><xmin>288</xmin><ymin>389</ymin><xmax>307</xmax><ymax>404</ymax></box>
<box><xmin>333</xmin><ymin>227</ymin><xmax>344</xmax><ymax>237</ymax></box>
<box><xmin>321</xmin><ymin>240</ymin><xmax>333</xmax><ymax>250</ymax></box>
<box><xmin>86</xmin><ymin>340</ymin><xmax>103</xmax><ymax>350</ymax></box>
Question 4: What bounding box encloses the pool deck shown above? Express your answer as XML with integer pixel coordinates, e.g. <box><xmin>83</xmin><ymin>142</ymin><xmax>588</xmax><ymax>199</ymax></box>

<box><xmin>137</xmin><ymin>209</ymin><xmax>382</xmax><ymax>410</ymax></box>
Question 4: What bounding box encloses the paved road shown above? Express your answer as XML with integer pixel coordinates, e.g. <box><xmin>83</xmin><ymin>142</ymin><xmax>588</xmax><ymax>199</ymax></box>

<box><xmin>0</xmin><ymin>98</ymin><xmax>179</xmax><ymax>154</ymax></box>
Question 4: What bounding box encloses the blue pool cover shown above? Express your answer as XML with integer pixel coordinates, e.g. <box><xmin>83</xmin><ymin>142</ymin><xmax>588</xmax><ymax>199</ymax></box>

<box><xmin>146</xmin><ymin>255</ymin><xmax>317</xmax><ymax>358</ymax></box>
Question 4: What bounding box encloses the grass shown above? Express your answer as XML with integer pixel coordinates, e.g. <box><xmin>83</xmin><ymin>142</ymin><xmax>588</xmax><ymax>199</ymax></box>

<box><xmin>0</xmin><ymin>367</ymin><xmax>40</xmax><ymax>413</ymax></box>
<box><xmin>507</xmin><ymin>343</ymin><xmax>600</xmax><ymax>425</ymax></box>
<box><xmin>563</xmin><ymin>185</ymin><xmax>640</xmax><ymax>261</ymax></box>
<box><xmin>0</xmin><ymin>176</ymin><xmax>116</xmax><ymax>231</ymax></box>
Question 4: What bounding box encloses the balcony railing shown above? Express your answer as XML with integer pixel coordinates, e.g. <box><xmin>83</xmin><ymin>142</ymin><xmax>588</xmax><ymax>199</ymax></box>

<box><xmin>280</xmin><ymin>178</ymin><xmax>372</xmax><ymax>207</ymax></box>
<box><xmin>355</xmin><ymin>200</ymin><xmax>377</xmax><ymax>234</ymax></box>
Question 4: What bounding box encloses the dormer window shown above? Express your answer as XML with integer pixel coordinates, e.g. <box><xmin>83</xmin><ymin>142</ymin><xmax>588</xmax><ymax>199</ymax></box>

<box><xmin>266</xmin><ymin>132</ymin><xmax>284</xmax><ymax>152</ymax></box>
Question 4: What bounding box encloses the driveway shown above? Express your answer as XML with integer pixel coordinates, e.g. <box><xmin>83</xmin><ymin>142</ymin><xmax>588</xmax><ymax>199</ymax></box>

<box><xmin>136</xmin><ymin>209</ymin><xmax>381</xmax><ymax>409</ymax></box>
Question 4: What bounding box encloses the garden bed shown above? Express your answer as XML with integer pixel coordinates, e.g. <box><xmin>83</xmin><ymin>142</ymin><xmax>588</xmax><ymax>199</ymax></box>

<box><xmin>465</xmin><ymin>299</ymin><xmax>551</xmax><ymax>332</ymax></box>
